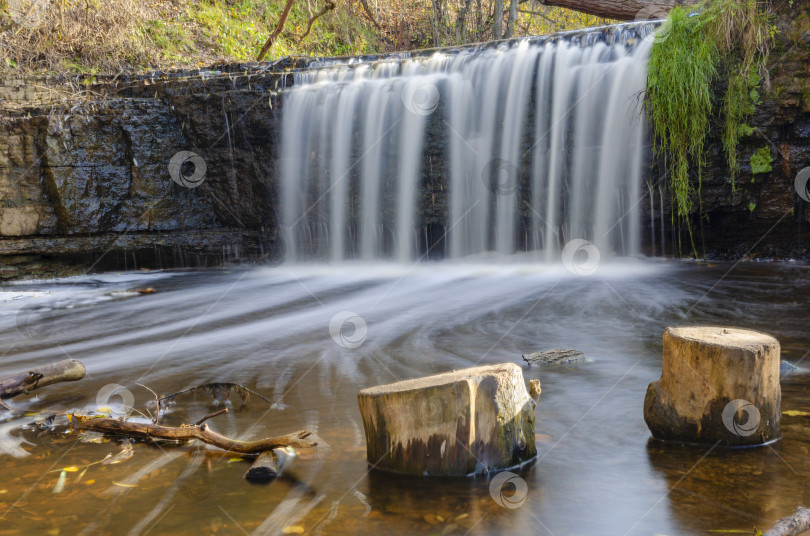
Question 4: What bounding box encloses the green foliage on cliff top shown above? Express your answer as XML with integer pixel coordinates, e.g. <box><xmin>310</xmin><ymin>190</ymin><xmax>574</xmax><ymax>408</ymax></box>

<box><xmin>0</xmin><ymin>0</ymin><xmax>612</xmax><ymax>75</ymax></box>
<box><xmin>0</xmin><ymin>0</ymin><xmax>378</xmax><ymax>73</ymax></box>
<box><xmin>646</xmin><ymin>0</ymin><xmax>775</xmax><ymax>256</ymax></box>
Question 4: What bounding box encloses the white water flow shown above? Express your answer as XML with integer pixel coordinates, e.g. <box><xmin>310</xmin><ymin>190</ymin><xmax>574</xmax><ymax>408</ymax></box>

<box><xmin>280</xmin><ymin>25</ymin><xmax>654</xmax><ymax>262</ymax></box>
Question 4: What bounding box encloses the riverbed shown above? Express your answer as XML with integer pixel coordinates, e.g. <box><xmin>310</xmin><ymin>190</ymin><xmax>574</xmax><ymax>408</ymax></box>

<box><xmin>0</xmin><ymin>259</ymin><xmax>808</xmax><ymax>535</ymax></box>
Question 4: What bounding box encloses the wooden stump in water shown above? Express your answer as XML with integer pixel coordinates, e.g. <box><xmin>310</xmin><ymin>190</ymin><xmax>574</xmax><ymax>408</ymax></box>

<box><xmin>644</xmin><ymin>326</ymin><xmax>781</xmax><ymax>446</ymax></box>
<box><xmin>357</xmin><ymin>363</ymin><xmax>537</xmax><ymax>476</ymax></box>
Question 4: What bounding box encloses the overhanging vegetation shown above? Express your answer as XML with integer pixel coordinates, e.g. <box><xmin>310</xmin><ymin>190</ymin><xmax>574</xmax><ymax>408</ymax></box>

<box><xmin>646</xmin><ymin>0</ymin><xmax>775</xmax><ymax>255</ymax></box>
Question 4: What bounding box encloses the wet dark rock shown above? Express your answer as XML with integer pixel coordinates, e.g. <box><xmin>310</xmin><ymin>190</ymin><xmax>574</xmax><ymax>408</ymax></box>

<box><xmin>522</xmin><ymin>349</ymin><xmax>585</xmax><ymax>367</ymax></box>
<box><xmin>0</xmin><ymin>64</ymin><xmax>287</xmax><ymax>277</ymax></box>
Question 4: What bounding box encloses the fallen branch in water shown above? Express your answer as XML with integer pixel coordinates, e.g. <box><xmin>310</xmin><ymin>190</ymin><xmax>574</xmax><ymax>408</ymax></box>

<box><xmin>764</xmin><ymin>507</ymin><xmax>810</xmax><ymax>536</ymax></box>
<box><xmin>69</xmin><ymin>415</ymin><xmax>317</xmax><ymax>454</ymax></box>
<box><xmin>0</xmin><ymin>359</ymin><xmax>86</xmax><ymax>409</ymax></box>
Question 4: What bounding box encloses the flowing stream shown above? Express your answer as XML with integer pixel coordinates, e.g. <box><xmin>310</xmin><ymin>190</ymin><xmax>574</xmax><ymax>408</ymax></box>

<box><xmin>0</xmin><ymin>262</ymin><xmax>809</xmax><ymax>535</ymax></box>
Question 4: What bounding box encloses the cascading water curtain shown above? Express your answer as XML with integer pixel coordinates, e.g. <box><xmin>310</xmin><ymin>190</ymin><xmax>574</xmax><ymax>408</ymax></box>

<box><xmin>279</xmin><ymin>24</ymin><xmax>655</xmax><ymax>263</ymax></box>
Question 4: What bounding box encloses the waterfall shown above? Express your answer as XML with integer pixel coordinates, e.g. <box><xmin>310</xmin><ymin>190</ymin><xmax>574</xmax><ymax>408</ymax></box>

<box><xmin>279</xmin><ymin>23</ymin><xmax>655</xmax><ymax>263</ymax></box>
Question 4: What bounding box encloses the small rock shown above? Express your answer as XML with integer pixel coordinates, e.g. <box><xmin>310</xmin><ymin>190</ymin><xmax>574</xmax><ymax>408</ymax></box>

<box><xmin>522</xmin><ymin>349</ymin><xmax>584</xmax><ymax>367</ymax></box>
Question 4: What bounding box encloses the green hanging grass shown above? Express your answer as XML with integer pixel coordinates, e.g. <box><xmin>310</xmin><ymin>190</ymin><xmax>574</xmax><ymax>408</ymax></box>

<box><xmin>646</xmin><ymin>0</ymin><xmax>775</xmax><ymax>256</ymax></box>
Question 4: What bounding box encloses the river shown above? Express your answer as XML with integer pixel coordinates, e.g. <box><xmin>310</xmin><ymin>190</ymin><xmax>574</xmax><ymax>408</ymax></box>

<box><xmin>0</xmin><ymin>260</ymin><xmax>808</xmax><ymax>535</ymax></box>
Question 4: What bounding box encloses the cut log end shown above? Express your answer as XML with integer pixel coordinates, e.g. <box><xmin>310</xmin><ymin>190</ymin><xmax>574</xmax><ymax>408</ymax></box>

<box><xmin>666</xmin><ymin>326</ymin><xmax>778</xmax><ymax>350</ymax></box>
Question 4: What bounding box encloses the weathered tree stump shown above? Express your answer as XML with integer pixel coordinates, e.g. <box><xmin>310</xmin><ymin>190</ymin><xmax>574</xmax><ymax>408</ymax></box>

<box><xmin>644</xmin><ymin>326</ymin><xmax>781</xmax><ymax>446</ymax></box>
<box><xmin>357</xmin><ymin>363</ymin><xmax>537</xmax><ymax>476</ymax></box>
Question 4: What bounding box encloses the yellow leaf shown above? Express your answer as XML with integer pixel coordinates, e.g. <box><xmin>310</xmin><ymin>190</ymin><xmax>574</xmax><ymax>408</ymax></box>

<box><xmin>63</xmin><ymin>466</ymin><xmax>80</xmax><ymax>472</ymax></box>
<box><xmin>282</xmin><ymin>528</ymin><xmax>304</xmax><ymax>535</ymax></box>
<box><xmin>113</xmin><ymin>482</ymin><xmax>138</xmax><ymax>488</ymax></box>
<box><xmin>783</xmin><ymin>410</ymin><xmax>810</xmax><ymax>417</ymax></box>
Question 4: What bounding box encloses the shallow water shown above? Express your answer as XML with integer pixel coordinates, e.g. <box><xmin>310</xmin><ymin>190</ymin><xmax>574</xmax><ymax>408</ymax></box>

<box><xmin>0</xmin><ymin>259</ymin><xmax>809</xmax><ymax>535</ymax></box>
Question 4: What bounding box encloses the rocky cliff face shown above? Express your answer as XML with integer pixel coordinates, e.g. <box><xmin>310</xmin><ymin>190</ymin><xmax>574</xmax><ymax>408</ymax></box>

<box><xmin>642</xmin><ymin>2</ymin><xmax>810</xmax><ymax>259</ymax></box>
<box><xmin>0</xmin><ymin>63</ymin><xmax>298</xmax><ymax>277</ymax></box>
<box><xmin>0</xmin><ymin>9</ymin><xmax>808</xmax><ymax>278</ymax></box>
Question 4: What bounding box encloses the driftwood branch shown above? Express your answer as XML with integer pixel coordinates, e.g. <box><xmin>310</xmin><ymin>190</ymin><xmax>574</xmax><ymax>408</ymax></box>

<box><xmin>70</xmin><ymin>415</ymin><xmax>317</xmax><ymax>454</ymax></box>
<box><xmin>0</xmin><ymin>359</ymin><xmax>86</xmax><ymax>404</ymax></box>
<box><xmin>764</xmin><ymin>507</ymin><xmax>810</xmax><ymax>536</ymax></box>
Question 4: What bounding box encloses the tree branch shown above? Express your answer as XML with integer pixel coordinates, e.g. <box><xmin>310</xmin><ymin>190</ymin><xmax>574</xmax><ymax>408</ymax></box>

<box><xmin>257</xmin><ymin>0</ymin><xmax>297</xmax><ymax>62</ymax></box>
<box><xmin>0</xmin><ymin>359</ymin><xmax>86</xmax><ymax>404</ymax></box>
<box><xmin>358</xmin><ymin>0</ymin><xmax>382</xmax><ymax>29</ymax></box>
<box><xmin>70</xmin><ymin>415</ymin><xmax>317</xmax><ymax>453</ymax></box>
<box><xmin>300</xmin><ymin>0</ymin><xmax>336</xmax><ymax>42</ymax></box>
